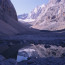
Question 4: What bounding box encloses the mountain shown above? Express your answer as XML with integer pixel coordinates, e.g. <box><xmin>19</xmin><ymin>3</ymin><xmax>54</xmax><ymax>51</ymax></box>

<box><xmin>18</xmin><ymin>4</ymin><xmax>45</xmax><ymax>22</ymax></box>
<box><xmin>32</xmin><ymin>0</ymin><xmax>65</xmax><ymax>31</ymax></box>
<box><xmin>0</xmin><ymin>0</ymin><xmax>31</xmax><ymax>36</ymax></box>
<box><xmin>28</xmin><ymin>4</ymin><xmax>45</xmax><ymax>19</ymax></box>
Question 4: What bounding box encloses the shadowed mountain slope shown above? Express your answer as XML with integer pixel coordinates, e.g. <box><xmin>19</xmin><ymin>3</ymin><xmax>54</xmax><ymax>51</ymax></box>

<box><xmin>0</xmin><ymin>0</ymin><xmax>33</xmax><ymax>36</ymax></box>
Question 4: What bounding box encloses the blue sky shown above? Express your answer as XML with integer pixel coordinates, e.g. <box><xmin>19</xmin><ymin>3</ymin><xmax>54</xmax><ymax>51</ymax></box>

<box><xmin>11</xmin><ymin>0</ymin><xmax>49</xmax><ymax>15</ymax></box>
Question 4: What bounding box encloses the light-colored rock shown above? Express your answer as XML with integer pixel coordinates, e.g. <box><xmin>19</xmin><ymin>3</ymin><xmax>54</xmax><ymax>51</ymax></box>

<box><xmin>31</xmin><ymin>0</ymin><xmax>65</xmax><ymax>31</ymax></box>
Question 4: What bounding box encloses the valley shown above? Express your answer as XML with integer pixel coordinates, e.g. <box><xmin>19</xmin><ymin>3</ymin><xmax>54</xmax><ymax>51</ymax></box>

<box><xmin>0</xmin><ymin>0</ymin><xmax>65</xmax><ymax>65</ymax></box>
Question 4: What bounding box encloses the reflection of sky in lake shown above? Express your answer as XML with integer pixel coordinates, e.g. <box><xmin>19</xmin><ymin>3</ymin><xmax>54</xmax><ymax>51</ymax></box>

<box><xmin>17</xmin><ymin>48</ymin><xmax>36</xmax><ymax>62</ymax></box>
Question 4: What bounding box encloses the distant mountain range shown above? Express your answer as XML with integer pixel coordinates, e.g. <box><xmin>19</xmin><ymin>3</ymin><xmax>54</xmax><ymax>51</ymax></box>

<box><xmin>18</xmin><ymin>4</ymin><xmax>45</xmax><ymax>22</ymax></box>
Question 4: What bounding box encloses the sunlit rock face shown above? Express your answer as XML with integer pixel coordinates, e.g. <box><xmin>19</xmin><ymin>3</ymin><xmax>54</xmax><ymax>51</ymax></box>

<box><xmin>31</xmin><ymin>0</ymin><xmax>65</xmax><ymax>31</ymax></box>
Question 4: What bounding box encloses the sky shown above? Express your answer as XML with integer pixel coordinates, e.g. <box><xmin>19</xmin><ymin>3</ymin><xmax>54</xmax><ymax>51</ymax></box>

<box><xmin>11</xmin><ymin>0</ymin><xmax>49</xmax><ymax>15</ymax></box>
